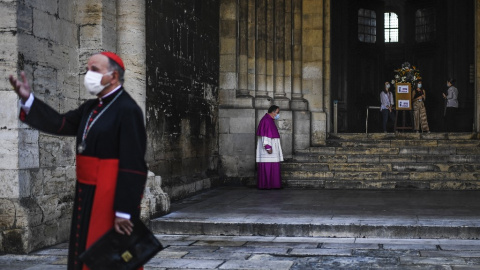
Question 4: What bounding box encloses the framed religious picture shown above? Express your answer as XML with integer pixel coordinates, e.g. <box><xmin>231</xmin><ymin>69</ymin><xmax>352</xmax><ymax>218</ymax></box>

<box><xmin>395</xmin><ymin>83</ymin><xmax>411</xmax><ymax>110</ymax></box>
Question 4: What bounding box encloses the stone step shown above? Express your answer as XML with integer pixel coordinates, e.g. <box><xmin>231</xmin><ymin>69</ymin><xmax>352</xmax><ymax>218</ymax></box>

<box><xmin>291</xmin><ymin>154</ymin><xmax>480</xmax><ymax>163</ymax></box>
<box><xmin>296</xmin><ymin>147</ymin><xmax>480</xmax><ymax>156</ymax></box>
<box><xmin>282</xmin><ymin>133</ymin><xmax>480</xmax><ymax>190</ymax></box>
<box><xmin>326</xmin><ymin>140</ymin><xmax>480</xmax><ymax>148</ymax></box>
<box><xmin>151</xmin><ymin>187</ymin><xmax>480</xmax><ymax>240</ymax></box>
<box><xmin>328</xmin><ymin>132</ymin><xmax>477</xmax><ymax>141</ymax></box>
<box><xmin>283</xmin><ymin>162</ymin><xmax>480</xmax><ymax>172</ymax></box>
<box><xmin>282</xmin><ymin>171</ymin><xmax>479</xmax><ymax>181</ymax></box>
<box><xmin>282</xmin><ymin>179</ymin><xmax>480</xmax><ymax>189</ymax></box>
<box><xmin>152</xmin><ymin>217</ymin><xmax>480</xmax><ymax>239</ymax></box>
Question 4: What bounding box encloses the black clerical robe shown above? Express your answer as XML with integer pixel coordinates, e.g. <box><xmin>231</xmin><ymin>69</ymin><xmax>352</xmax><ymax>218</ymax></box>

<box><xmin>21</xmin><ymin>88</ymin><xmax>147</xmax><ymax>270</ymax></box>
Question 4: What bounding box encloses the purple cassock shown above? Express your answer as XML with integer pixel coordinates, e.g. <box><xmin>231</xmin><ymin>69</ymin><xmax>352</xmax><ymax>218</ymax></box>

<box><xmin>256</xmin><ymin>113</ymin><xmax>284</xmax><ymax>189</ymax></box>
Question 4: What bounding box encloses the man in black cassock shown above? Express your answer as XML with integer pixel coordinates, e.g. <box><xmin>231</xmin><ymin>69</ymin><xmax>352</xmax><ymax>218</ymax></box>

<box><xmin>10</xmin><ymin>52</ymin><xmax>148</xmax><ymax>270</ymax></box>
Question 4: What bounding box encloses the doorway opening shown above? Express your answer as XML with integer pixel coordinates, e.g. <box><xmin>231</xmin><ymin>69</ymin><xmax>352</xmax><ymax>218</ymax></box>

<box><xmin>331</xmin><ymin>0</ymin><xmax>475</xmax><ymax>133</ymax></box>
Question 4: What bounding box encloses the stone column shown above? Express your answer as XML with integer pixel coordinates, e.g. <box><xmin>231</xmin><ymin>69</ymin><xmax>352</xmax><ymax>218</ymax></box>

<box><xmin>235</xmin><ymin>0</ymin><xmax>254</xmax><ymax>107</ymax></box>
<box><xmin>219</xmin><ymin>0</ymin><xmax>238</xmax><ymax>107</ymax></box>
<box><xmin>291</xmin><ymin>0</ymin><xmax>310</xmax><ymax>150</ymax></box>
<box><xmin>1</xmin><ymin>0</ymin><xmax>80</xmax><ymax>253</ymax></box>
<box><xmin>323</xmin><ymin>0</ymin><xmax>331</xmax><ymax>133</ymax></box>
<box><xmin>238</xmin><ymin>0</ymin><xmax>248</xmax><ymax>96</ymax></box>
<box><xmin>247</xmin><ymin>0</ymin><xmax>256</xmax><ymax>96</ymax></box>
<box><xmin>78</xmin><ymin>0</ymin><xmax>117</xmax><ymax>71</ymax></box>
<box><xmin>303</xmin><ymin>0</ymin><xmax>327</xmax><ymax>145</ymax></box>
<box><xmin>254</xmin><ymin>0</ymin><xmax>272</xmax><ymax>109</ymax></box>
<box><xmin>291</xmin><ymin>0</ymin><xmax>308</xmax><ymax>111</ymax></box>
<box><xmin>273</xmin><ymin>0</ymin><xmax>290</xmax><ymax>109</ymax></box>
<box><xmin>284</xmin><ymin>0</ymin><xmax>293</xmax><ymax>99</ymax></box>
<box><xmin>475</xmin><ymin>0</ymin><xmax>480</xmax><ymax>133</ymax></box>
<box><xmin>0</xmin><ymin>1</ymin><xmax>26</xmax><ymax>253</ymax></box>
<box><xmin>219</xmin><ymin>0</ymin><xmax>256</xmax><ymax>183</ymax></box>
<box><xmin>266</xmin><ymin>0</ymin><xmax>274</xmax><ymax>98</ymax></box>
<box><xmin>117</xmin><ymin>0</ymin><xmax>147</xmax><ymax>116</ymax></box>
<box><xmin>117</xmin><ymin>0</ymin><xmax>170</xmax><ymax>219</ymax></box>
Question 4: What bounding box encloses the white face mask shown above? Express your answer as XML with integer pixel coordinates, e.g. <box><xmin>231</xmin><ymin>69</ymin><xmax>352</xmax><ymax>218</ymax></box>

<box><xmin>274</xmin><ymin>114</ymin><xmax>280</xmax><ymax>120</ymax></box>
<box><xmin>386</xmin><ymin>84</ymin><xmax>390</xmax><ymax>89</ymax></box>
<box><xmin>84</xmin><ymin>71</ymin><xmax>112</xmax><ymax>95</ymax></box>
<box><xmin>418</xmin><ymin>84</ymin><xmax>422</xmax><ymax>88</ymax></box>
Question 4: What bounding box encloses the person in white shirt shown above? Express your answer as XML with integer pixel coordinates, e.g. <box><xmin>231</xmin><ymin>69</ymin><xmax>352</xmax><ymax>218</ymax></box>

<box><xmin>380</xmin><ymin>82</ymin><xmax>395</xmax><ymax>133</ymax></box>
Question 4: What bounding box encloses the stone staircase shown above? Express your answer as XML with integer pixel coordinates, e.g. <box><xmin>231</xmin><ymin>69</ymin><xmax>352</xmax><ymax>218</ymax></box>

<box><xmin>282</xmin><ymin>132</ymin><xmax>480</xmax><ymax>190</ymax></box>
<box><xmin>152</xmin><ymin>133</ymin><xmax>480</xmax><ymax>240</ymax></box>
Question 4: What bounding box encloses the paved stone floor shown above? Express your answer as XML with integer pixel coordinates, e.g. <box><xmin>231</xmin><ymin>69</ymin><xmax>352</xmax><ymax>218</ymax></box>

<box><xmin>1</xmin><ymin>235</ymin><xmax>480</xmax><ymax>269</ymax></box>
<box><xmin>153</xmin><ymin>187</ymin><xmax>480</xmax><ymax>239</ymax></box>
<box><xmin>2</xmin><ymin>187</ymin><xmax>480</xmax><ymax>269</ymax></box>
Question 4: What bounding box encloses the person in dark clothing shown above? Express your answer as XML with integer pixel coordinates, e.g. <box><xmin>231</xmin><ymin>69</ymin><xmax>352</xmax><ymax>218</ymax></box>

<box><xmin>9</xmin><ymin>52</ymin><xmax>148</xmax><ymax>270</ymax></box>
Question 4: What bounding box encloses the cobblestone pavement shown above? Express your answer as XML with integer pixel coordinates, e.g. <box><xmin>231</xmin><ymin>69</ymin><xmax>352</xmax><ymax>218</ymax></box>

<box><xmin>1</xmin><ymin>234</ymin><xmax>480</xmax><ymax>269</ymax></box>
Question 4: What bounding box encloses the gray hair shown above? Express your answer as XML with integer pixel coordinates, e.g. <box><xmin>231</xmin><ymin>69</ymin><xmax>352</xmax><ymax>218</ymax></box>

<box><xmin>106</xmin><ymin>58</ymin><xmax>125</xmax><ymax>84</ymax></box>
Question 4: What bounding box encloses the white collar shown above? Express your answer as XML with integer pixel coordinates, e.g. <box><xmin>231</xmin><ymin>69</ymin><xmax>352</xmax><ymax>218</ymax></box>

<box><xmin>101</xmin><ymin>85</ymin><xmax>122</xmax><ymax>99</ymax></box>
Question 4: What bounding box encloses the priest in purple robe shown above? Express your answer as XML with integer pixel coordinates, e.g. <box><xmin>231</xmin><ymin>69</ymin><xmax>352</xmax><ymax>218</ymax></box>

<box><xmin>256</xmin><ymin>105</ymin><xmax>284</xmax><ymax>189</ymax></box>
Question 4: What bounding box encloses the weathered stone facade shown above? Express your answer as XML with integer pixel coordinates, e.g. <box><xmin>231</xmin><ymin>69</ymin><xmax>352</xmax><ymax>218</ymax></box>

<box><xmin>218</xmin><ymin>0</ymin><xmax>331</xmax><ymax>182</ymax></box>
<box><xmin>145</xmin><ymin>0</ymin><xmax>221</xmax><ymax>201</ymax></box>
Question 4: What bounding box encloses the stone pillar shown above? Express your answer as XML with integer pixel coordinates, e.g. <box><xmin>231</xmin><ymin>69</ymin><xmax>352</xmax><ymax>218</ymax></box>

<box><xmin>238</xmin><ymin>0</ymin><xmax>248</xmax><ymax>96</ymax></box>
<box><xmin>220</xmin><ymin>0</ymin><xmax>239</xmax><ymax>107</ymax></box>
<box><xmin>0</xmin><ymin>1</ymin><xmax>24</xmax><ymax>253</ymax></box>
<box><xmin>254</xmin><ymin>0</ymin><xmax>272</xmax><ymax>108</ymax></box>
<box><xmin>291</xmin><ymin>0</ymin><xmax>308</xmax><ymax>111</ymax></box>
<box><xmin>303</xmin><ymin>0</ymin><xmax>327</xmax><ymax>145</ymax></box>
<box><xmin>117</xmin><ymin>0</ymin><xmax>147</xmax><ymax>116</ymax></box>
<box><xmin>247</xmin><ymin>0</ymin><xmax>256</xmax><ymax>96</ymax></box>
<box><xmin>219</xmin><ymin>109</ymin><xmax>256</xmax><ymax>181</ymax></box>
<box><xmin>284</xmin><ymin>0</ymin><xmax>293</xmax><ymax>100</ymax></box>
<box><xmin>291</xmin><ymin>0</ymin><xmax>309</xmax><ymax>150</ymax></box>
<box><xmin>266</xmin><ymin>0</ymin><xmax>274</xmax><ymax>98</ymax></box>
<box><xmin>323</xmin><ymin>0</ymin><xmax>331</xmax><ymax>133</ymax></box>
<box><xmin>1</xmin><ymin>0</ymin><xmax>80</xmax><ymax>253</ymax></box>
<box><xmin>235</xmin><ymin>0</ymin><xmax>253</xmax><ymax>107</ymax></box>
<box><xmin>220</xmin><ymin>0</ymin><xmax>256</xmax><ymax>183</ymax></box>
<box><xmin>273</xmin><ymin>0</ymin><xmax>290</xmax><ymax>109</ymax></box>
<box><xmin>78</xmin><ymin>0</ymin><xmax>117</xmax><ymax>72</ymax></box>
<box><xmin>117</xmin><ymin>0</ymin><xmax>170</xmax><ymax>219</ymax></box>
<box><xmin>475</xmin><ymin>0</ymin><xmax>480</xmax><ymax>132</ymax></box>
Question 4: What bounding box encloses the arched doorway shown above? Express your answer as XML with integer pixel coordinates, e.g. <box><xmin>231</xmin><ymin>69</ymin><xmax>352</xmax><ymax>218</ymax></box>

<box><xmin>331</xmin><ymin>0</ymin><xmax>475</xmax><ymax>133</ymax></box>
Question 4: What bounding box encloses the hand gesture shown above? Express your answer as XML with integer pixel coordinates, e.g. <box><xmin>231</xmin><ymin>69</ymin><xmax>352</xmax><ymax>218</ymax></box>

<box><xmin>267</xmin><ymin>148</ymin><xmax>272</xmax><ymax>154</ymax></box>
<box><xmin>9</xmin><ymin>71</ymin><xmax>31</xmax><ymax>102</ymax></box>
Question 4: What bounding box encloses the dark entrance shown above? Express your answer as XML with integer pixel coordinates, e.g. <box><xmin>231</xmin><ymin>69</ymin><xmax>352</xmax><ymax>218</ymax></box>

<box><xmin>331</xmin><ymin>0</ymin><xmax>475</xmax><ymax>133</ymax></box>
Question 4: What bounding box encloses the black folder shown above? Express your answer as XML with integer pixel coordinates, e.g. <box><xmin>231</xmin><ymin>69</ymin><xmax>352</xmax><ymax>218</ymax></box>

<box><xmin>79</xmin><ymin>218</ymin><xmax>163</xmax><ymax>270</ymax></box>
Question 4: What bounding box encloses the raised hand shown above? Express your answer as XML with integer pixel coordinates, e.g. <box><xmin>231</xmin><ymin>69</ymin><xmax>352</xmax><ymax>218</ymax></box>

<box><xmin>9</xmin><ymin>71</ymin><xmax>31</xmax><ymax>102</ymax></box>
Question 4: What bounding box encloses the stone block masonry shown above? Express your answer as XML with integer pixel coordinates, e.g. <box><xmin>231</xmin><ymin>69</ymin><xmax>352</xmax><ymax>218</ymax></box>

<box><xmin>145</xmin><ymin>0</ymin><xmax>221</xmax><ymax>201</ymax></box>
<box><xmin>0</xmin><ymin>0</ymin><xmax>80</xmax><ymax>254</ymax></box>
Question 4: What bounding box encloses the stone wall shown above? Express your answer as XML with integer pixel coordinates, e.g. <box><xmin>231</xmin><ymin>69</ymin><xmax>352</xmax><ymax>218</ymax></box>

<box><xmin>145</xmin><ymin>0</ymin><xmax>220</xmax><ymax>201</ymax></box>
<box><xmin>0</xmin><ymin>0</ymin><xmax>79</xmax><ymax>254</ymax></box>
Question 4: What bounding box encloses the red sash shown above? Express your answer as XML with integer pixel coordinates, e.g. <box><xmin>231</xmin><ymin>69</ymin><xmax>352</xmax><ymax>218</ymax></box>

<box><xmin>76</xmin><ymin>155</ymin><xmax>118</xmax><ymax>270</ymax></box>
